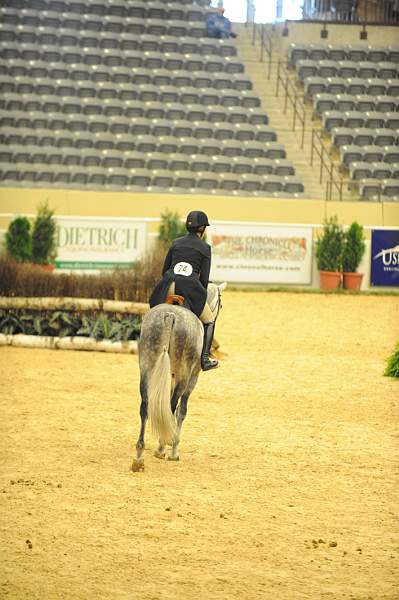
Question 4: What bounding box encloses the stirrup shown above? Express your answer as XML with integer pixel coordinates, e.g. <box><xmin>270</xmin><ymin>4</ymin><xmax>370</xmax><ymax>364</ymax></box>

<box><xmin>201</xmin><ymin>355</ymin><xmax>219</xmax><ymax>371</ymax></box>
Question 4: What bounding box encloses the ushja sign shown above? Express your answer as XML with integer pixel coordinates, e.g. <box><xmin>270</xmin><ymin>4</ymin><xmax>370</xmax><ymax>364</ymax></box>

<box><xmin>54</xmin><ymin>216</ymin><xmax>147</xmax><ymax>270</ymax></box>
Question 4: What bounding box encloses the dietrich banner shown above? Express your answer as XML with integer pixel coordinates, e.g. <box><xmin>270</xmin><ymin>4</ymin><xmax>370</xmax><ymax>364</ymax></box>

<box><xmin>54</xmin><ymin>217</ymin><xmax>147</xmax><ymax>270</ymax></box>
<box><xmin>370</xmin><ymin>229</ymin><xmax>399</xmax><ymax>287</ymax></box>
<box><xmin>209</xmin><ymin>224</ymin><xmax>313</xmax><ymax>284</ymax></box>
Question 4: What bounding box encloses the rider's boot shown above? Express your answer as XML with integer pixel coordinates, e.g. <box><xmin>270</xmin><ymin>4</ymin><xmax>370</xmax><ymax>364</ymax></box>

<box><xmin>201</xmin><ymin>322</ymin><xmax>219</xmax><ymax>371</ymax></box>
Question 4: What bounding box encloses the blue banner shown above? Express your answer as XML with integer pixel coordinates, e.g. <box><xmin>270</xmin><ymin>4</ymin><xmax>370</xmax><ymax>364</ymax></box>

<box><xmin>370</xmin><ymin>229</ymin><xmax>399</xmax><ymax>287</ymax></box>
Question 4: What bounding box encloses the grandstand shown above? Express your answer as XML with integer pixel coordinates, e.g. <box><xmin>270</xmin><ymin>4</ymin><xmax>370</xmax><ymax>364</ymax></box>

<box><xmin>0</xmin><ymin>0</ymin><xmax>398</xmax><ymax>290</ymax></box>
<box><xmin>0</xmin><ymin>0</ymin><xmax>307</xmax><ymax>197</ymax></box>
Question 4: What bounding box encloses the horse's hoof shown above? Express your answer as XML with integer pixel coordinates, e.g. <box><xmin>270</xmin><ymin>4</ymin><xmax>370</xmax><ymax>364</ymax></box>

<box><xmin>154</xmin><ymin>450</ymin><xmax>166</xmax><ymax>460</ymax></box>
<box><xmin>131</xmin><ymin>459</ymin><xmax>144</xmax><ymax>472</ymax></box>
<box><xmin>167</xmin><ymin>455</ymin><xmax>180</xmax><ymax>462</ymax></box>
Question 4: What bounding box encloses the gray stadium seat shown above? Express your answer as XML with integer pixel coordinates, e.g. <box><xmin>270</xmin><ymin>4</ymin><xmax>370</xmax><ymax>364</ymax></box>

<box><xmin>382</xmin><ymin>179</ymin><xmax>399</xmax><ymax>199</ymax></box>
<box><xmin>313</xmin><ymin>93</ymin><xmax>336</xmax><ymax>117</ymax></box>
<box><xmin>384</xmin><ymin>146</ymin><xmax>399</xmax><ymax>164</ymax></box>
<box><xmin>349</xmin><ymin>161</ymin><xmax>373</xmax><ymax>181</ymax></box>
<box><xmin>364</xmin><ymin>111</ymin><xmax>386</xmax><ymax>129</ymax></box>
<box><xmin>344</xmin><ymin>111</ymin><xmax>365</xmax><ymax>128</ymax></box>
<box><xmin>359</xmin><ymin>179</ymin><xmax>382</xmax><ymax>200</ymax></box>
<box><xmin>288</xmin><ymin>43</ymin><xmax>308</xmax><ymax>68</ymax></box>
<box><xmin>217</xmin><ymin>172</ymin><xmax>241</xmax><ymax>191</ymax></box>
<box><xmin>353</xmin><ymin>128</ymin><xmax>375</xmax><ymax>146</ymax></box>
<box><xmin>304</xmin><ymin>77</ymin><xmax>326</xmax><ymax>99</ymax></box>
<box><xmin>363</xmin><ymin>145</ymin><xmax>384</xmax><ymax>163</ymax></box>
<box><xmin>374</xmin><ymin>129</ymin><xmax>396</xmax><ymax>147</ymax></box>
<box><xmin>190</xmin><ymin>155</ymin><xmax>212</xmax><ymax>172</ymax></box>
<box><xmin>372</xmin><ymin>163</ymin><xmax>394</xmax><ymax>180</ymax></box>
<box><xmin>346</xmin><ymin>77</ymin><xmax>367</xmax><ymax>95</ymax></box>
<box><xmin>283</xmin><ymin>176</ymin><xmax>304</xmax><ymax>194</ymax></box>
<box><xmin>340</xmin><ymin>145</ymin><xmax>365</xmax><ymax>168</ymax></box>
<box><xmin>331</xmin><ymin>127</ymin><xmax>354</xmax><ymax>149</ymax></box>
<box><xmin>337</xmin><ymin>60</ymin><xmax>358</xmax><ymax>78</ymax></box>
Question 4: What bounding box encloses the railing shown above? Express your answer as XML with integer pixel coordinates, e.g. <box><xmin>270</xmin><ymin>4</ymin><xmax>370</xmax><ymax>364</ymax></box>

<box><xmin>310</xmin><ymin>129</ymin><xmax>344</xmax><ymax>201</ymax></box>
<box><xmin>250</xmin><ymin>23</ymin><xmax>273</xmax><ymax>80</ymax></box>
<box><xmin>275</xmin><ymin>60</ymin><xmax>306</xmax><ymax>149</ymax></box>
<box><xmin>302</xmin><ymin>0</ymin><xmax>399</xmax><ymax>25</ymax></box>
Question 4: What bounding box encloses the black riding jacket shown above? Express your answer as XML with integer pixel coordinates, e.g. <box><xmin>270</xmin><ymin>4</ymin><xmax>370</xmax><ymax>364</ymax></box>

<box><xmin>149</xmin><ymin>233</ymin><xmax>211</xmax><ymax>317</ymax></box>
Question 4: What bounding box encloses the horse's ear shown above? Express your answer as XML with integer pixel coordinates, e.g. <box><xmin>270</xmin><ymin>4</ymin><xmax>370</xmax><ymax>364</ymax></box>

<box><xmin>218</xmin><ymin>282</ymin><xmax>227</xmax><ymax>291</ymax></box>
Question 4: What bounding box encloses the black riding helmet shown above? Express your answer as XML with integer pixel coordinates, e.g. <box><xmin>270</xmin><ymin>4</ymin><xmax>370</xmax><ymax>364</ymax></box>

<box><xmin>186</xmin><ymin>210</ymin><xmax>210</xmax><ymax>231</ymax></box>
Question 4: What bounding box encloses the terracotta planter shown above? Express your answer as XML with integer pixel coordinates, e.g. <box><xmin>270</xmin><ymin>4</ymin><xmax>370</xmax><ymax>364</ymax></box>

<box><xmin>319</xmin><ymin>270</ymin><xmax>341</xmax><ymax>291</ymax></box>
<box><xmin>343</xmin><ymin>272</ymin><xmax>363</xmax><ymax>291</ymax></box>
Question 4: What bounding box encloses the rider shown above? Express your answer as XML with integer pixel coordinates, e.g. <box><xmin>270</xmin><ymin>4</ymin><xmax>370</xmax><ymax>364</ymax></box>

<box><xmin>149</xmin><ymin>210</ymin><xmax>219</xmax><ymax>372</ymax></box>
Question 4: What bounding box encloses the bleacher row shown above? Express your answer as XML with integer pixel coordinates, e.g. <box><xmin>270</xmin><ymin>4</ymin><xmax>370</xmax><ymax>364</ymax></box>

<box><xmin>313</xmin><ymin>94</ymin><xmax>399</xmax><ymax>117</ymax></box>
<box><xmin>0</xmin><ymin>162</ymin><xmax>304</xmax><ymax>196</ymax></box>
<box><xmin>1</xmin><ymin>0</ymin><xmax>210</xmax><ymax>18</ymax></box>
<box><xmin>296</xmin><ymin>60</ymin><xmax>398</xmax><ymax>82</ymax></box>
<box><xmin>0</xmin><ymin>112</ymin><xmax>278</xmax><ymax>144</ymax></box>
<box><xmin>289</xmin><ymin>42</ymin><xmax>399</xmax><ymax>201</ymax></box>
<box><xmin>0</xmin><ymin>96</ymin><xmax>268</xmax><ymax>125</ymax></box>
<box><xmin>0</xmin><ymin>0</ymin><xmax>307</xmax><ymax>197</ymax></box>
<box><xmin>0</xmin><ymin>34</ymin><xmax>237</xmax><ymax>58</ymax></box>
<box><xmin>304</xmin><ymin>77</ymin><xmax>399</xmax><ymax>100</ymax></box>
<box><xmin>288</xmin><ymin>43</ymin><xmax>399</xmax><ymax>66</ymax></box>
<box><xmin>1</xmin><ymin>75</ymin><xmax>254</xmax><ymax>105</ymax></box>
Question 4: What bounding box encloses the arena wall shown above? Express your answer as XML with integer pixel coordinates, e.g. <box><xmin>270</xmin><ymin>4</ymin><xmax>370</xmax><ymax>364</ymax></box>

<box><xmin>1</xmin><ymin>187</ymin><xmax>398</xmax><ymax>235</ymax></box>
<box><xmin>1</xmin><ymin>187</ymin><xmax>398</xmax><ymax>291</ymax></box>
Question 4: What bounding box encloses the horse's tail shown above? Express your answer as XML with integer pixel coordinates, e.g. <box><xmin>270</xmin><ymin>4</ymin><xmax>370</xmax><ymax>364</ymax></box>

<box><xmin>147</xmin><ymin>312</ymin><xmax>176</xmax><ymax>445</ymax></box>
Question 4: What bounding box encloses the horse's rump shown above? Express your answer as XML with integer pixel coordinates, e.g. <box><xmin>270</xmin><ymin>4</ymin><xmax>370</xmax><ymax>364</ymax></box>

<box><xmin>139</xmin><ymin>304</ymin><xmax>202</xmax><ymax>380</ymax></box>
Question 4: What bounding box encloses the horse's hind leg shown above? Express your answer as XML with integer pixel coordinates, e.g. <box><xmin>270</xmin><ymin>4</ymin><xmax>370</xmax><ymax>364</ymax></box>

<box><xmin>154</xmin><ymin>382</ymin><xmax>182</xmax><ymax>460</ymax></box>
<box><xmin>169</xmin><ymin>376</ymin><xmax>198</xmax><ymax>462</ymax></box>
<box><xmin>132</xmin><ymin>377</ymin><xmax>148</xmax><ymax>472</ymax></box>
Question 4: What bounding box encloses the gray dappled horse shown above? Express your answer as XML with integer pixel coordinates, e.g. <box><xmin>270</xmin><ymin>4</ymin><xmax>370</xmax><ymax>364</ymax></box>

<box><xmin>132</xmin><ymin>282</ymin><xmax>226</xmax><ymax>472</ymax></box>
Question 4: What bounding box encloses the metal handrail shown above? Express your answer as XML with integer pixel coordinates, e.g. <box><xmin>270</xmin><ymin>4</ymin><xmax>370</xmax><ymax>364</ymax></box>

<box><xmin>251</xmin><ymin>23</ymin><xmax>273</xmax><ymax>80</ymax></box>
<box><xmin>275</xmin><ymin>60</ymin><xmax>306</xmax><ymax>149</ymax></box>
<box><xmin>310</xmin><ymin>129</ymin><xmax>344</xmax><ymax>201</ymax></box>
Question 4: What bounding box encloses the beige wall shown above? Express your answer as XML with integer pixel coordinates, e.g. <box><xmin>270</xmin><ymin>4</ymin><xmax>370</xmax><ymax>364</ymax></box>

<box><xmin>277</xmin><ymin>21</ymin><xmax>399</xmax><ymax>56</ymax></box>
<box><xmin>1</xmin><ymin>188</ymin><xmax>398</xmax><ymax>237</ymax></box>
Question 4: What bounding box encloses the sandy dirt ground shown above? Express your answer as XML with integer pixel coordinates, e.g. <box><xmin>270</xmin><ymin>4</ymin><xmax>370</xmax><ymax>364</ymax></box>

<box><xmin>0</xmin><ymin>291</ymin><xmax>398</xmax><ymax>600</ymax></box>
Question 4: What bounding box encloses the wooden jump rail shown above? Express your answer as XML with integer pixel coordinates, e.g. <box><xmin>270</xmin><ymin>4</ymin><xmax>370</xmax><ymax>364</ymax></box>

<box><xmin>0</xmin><ymin>296</ymin><xmax>149</xmax><ymax>354</ymax></box>
<box><xmin>0</xmin><ymin>297</ymin><xmax>149</xmax><ymax>315</ymax></box>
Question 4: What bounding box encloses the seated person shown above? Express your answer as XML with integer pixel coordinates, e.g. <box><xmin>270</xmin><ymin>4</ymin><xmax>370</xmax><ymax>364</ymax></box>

<box><xmin>206</xmin><ymin>7</ymin><xmax>237</xmax><ymax>39</ymax></box>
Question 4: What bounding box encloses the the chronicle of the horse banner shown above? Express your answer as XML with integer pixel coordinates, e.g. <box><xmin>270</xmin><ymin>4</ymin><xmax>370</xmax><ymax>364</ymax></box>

<box><xmin>132</xmin><ymin>282</ymin><xmax>226</xmax><ymax>472</ymax></box>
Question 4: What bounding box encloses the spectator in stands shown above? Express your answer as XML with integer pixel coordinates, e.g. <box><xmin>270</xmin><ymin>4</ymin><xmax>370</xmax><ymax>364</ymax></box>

<box><xmin>206</xmin><ymin>6</ymin><xmax>237</xmax><ymax>39</ymax></box>
<box><xmin>149</xmin><ymin>211</ymin><xmax>219</xmax><ymax>372</ymax></box>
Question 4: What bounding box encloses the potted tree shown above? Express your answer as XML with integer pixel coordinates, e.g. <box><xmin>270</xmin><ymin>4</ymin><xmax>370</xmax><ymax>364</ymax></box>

<box><xmin>31</xmin><ymin>201</ymin><xmax>57</xmax><ymax>270</ymax></box>
<box><xmin>342</xmin><ymin>221</ymin><xmax>365</xmax><ymax>291</ymax></box>
<box><xmin>5</xmin><ymin>216</ymin><xmax>32</xmax><ymax>262</ymax></box>
<box><xmin>315</xmin><ymin>216</ymin><xmax>344</xmax><ymax>290</ymax></box>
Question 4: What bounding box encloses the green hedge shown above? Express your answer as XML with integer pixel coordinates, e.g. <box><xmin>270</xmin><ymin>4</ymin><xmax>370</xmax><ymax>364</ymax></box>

<box><xmin>0</xmin><ymin>309</ymin><xmax>141</xmax><ymax>341</ymax></box>
<box><xmin>384</xmin><ymin>343</ymin><xmax>399</xmax><ymax>378</ymax></box>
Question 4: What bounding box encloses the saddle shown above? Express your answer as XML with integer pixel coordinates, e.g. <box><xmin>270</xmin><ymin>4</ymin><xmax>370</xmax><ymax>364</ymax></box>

<box><xmin>165</xmin><ymin>294</ymin><xmax>185</xmax><ymax>306</ymax></box>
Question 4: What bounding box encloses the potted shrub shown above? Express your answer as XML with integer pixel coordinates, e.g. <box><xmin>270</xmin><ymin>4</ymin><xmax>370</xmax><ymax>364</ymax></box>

<box><xmin>158</xmin><ymin>209</ymin><xmax>186</xmax><ymax>245</ymax></box>
<box><xmin>31</xmin><ymin>201</ymin><xmax>57</xmax><ymax>270</ymax></box>
<box><xmin>5</xmin><ymin>216</ymin><xmax>32</xmax><ymax>262</ymax></box>
<box><xmin>342</xmin><ymin>221</ymin><xmax>366</xmax><ymax>291</ymax></box>
<box><xmin>315</xmin><ymin>216</ymin><xmax>344</xmax><ymax>290</ymax></box>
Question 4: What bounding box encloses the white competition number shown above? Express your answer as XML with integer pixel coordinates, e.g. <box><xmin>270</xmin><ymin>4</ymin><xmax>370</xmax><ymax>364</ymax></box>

<box><xmin>173</xmin><ymin>262</ymin><xmax>193</xmax><ymax>276</ymax></box>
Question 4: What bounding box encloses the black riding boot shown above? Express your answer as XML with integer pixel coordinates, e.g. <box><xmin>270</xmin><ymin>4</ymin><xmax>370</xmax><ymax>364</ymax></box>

<box><xmin>201</xmin><ymin>323</ymin><xmax>219</xmax><ymax>371</ymax></box>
